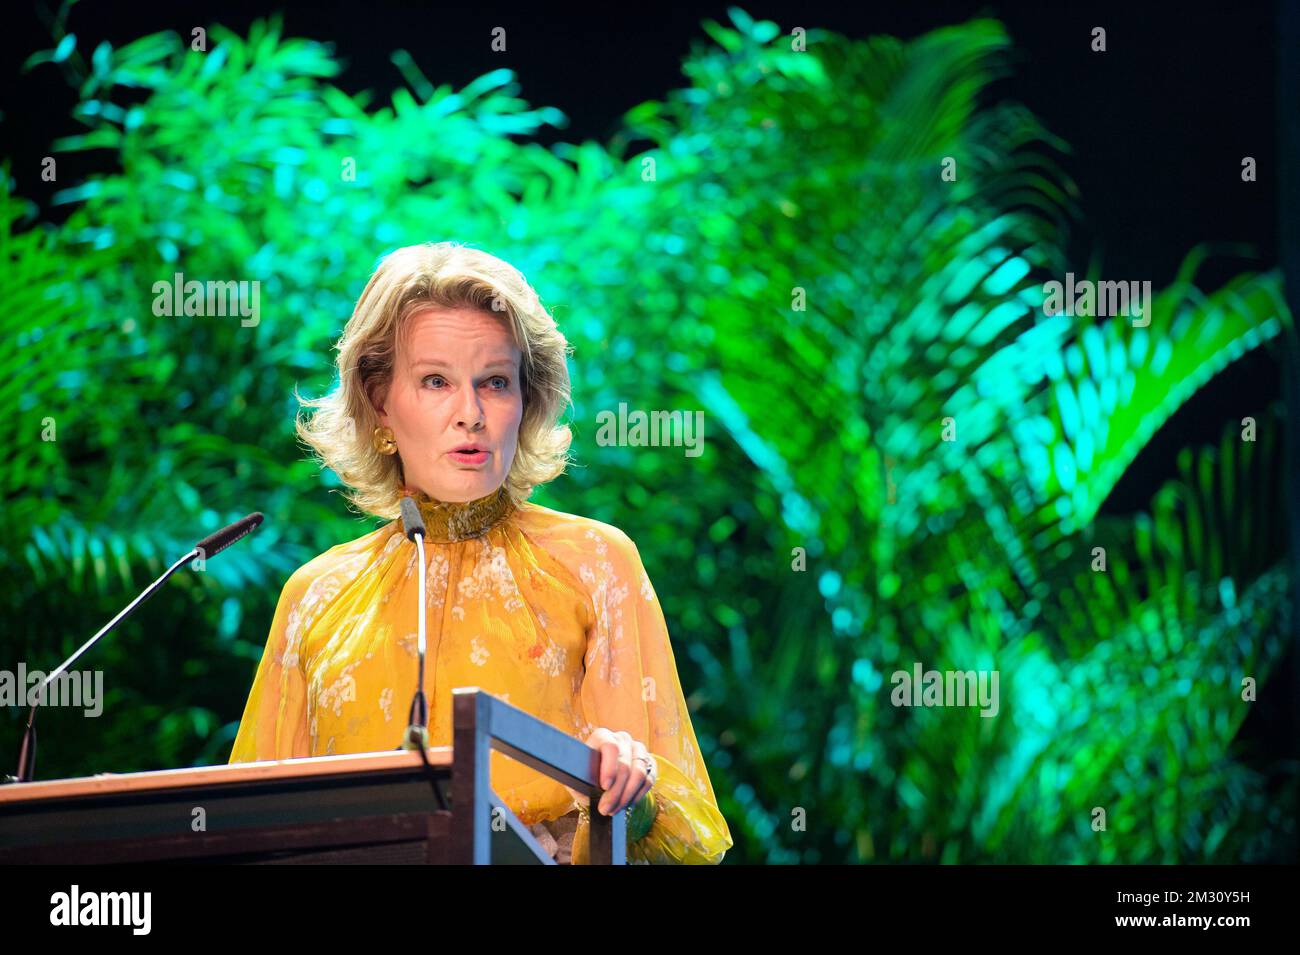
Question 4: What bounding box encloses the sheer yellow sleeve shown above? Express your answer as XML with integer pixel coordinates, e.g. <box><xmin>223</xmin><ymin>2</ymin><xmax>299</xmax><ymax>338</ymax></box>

<box><xmin>228</xmin><ymin>569</ymin><xmax>311</xmax><ymax>763</ymax></box>
<box><xmin>570</xmin><ymin>527</ymin><xmax>733</xmax><ymax>864</ymax></box>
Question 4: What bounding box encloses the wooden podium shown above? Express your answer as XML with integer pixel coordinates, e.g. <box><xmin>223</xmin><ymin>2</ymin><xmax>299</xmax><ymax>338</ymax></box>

<box><xmin>0</xmin><ymin>688</ymin><xmax>626</xmax><ymax>864</ymax></box>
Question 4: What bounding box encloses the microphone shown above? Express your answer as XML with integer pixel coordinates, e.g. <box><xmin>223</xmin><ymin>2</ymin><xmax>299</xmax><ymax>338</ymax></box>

<box><xmin>5</xmin><ymin>512</ymin><xmax>265</xmax><ymax>784</ymax></box>
<box><xmin>398</xmin><ymin>497</ymin><xmax>430</xmax><ymax>753</ymax></box>
<box><xmin>195</xmin><ymin>512</ymin><xmax>263</xmax><ymax>559</ymax></box>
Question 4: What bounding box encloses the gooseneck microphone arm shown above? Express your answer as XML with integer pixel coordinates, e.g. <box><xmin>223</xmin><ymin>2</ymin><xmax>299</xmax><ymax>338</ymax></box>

<box><xmin>399</xmin><ymin>497</ymin><xmax>430</xmax><ymax>752</ymax></box>
<box><xmin>5</xmin><ymin>512</ymin><xmax>265</xmax><ymax>785</ymax></box>
<box><xmin>397</xmin><ymin>497</ymin><xmax>447</xmax><ymax>813</ymax></box>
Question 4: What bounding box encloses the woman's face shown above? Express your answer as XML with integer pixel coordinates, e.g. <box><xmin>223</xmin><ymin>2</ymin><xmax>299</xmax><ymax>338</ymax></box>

<box><xmin>373</xmin><ymin>306</ymin><xmax>523</xmax><ymax>503</ymax></box>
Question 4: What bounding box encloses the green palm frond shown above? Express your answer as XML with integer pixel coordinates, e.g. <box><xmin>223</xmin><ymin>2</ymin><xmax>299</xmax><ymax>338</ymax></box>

<box><xmin>895</xmin><ymin>410</ymin><xmax>1291</xmax><ymax>863</ymax></box>
<box><xmin>1019</xmin><ymin>254</ymin><xmax>1289</xmax><ymax>536</ymax></box>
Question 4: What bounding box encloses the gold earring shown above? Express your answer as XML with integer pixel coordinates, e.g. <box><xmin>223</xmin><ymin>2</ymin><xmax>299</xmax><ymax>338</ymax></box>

<box><xmin>372</xmin><ymin>425</ymin><xmax>397</xmax><ymax>455</ymax></box>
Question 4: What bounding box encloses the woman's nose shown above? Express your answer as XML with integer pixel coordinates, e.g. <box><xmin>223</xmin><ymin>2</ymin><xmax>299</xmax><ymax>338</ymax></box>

<box><xmin>456</xmin><ymin>384</ymin><xmax>484</xmax><ymax>428</ymax></box>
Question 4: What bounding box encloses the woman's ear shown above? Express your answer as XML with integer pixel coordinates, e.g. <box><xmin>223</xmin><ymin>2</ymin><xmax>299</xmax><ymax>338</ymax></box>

<box><xmin>366</xmin><ymin>379</ymin><xmax>389</xmax><ymax>424</ymax></box>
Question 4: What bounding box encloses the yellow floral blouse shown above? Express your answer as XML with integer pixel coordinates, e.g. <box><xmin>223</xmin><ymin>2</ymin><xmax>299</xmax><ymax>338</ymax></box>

<box><xmin>228</xmin><ymin>484</ymin><xmax>732</xmax><ymax>864</ymax></box>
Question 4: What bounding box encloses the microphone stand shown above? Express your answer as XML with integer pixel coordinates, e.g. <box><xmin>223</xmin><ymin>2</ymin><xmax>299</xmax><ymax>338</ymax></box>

<box><xmin>5</xmin><ymin>551</ymin><xmax>197</xmax><ymax>785</ymax></box>
<box><xmin>398</xmin><ymin>496</ymin><xmax>447</xmax><ymax>812</ymax></box>
<box><xmin>402</xmin><ymin>525</ymin><xmax>430</xmax><ymax>752</ymax></box>
<box><xmin>5</xmin><ymin>512</ymin><xmax>264</xmax><ymax>785</ymax></box>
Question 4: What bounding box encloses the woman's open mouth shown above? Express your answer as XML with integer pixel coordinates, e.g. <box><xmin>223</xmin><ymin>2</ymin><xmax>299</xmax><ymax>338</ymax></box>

<box><xmin>449</xmin><ymin>448</ymin><xmax>489</xmax><ymax>465</ymax></box>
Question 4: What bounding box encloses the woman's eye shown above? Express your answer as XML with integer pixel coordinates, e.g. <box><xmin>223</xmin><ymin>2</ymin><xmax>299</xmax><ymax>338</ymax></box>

<box><xmin>422</xmin><ymin>375</ymin><xmax>507</xmax><ymax>389</ymax></box>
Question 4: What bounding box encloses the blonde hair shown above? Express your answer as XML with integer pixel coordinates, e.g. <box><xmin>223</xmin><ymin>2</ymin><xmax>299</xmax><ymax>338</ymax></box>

<box><xmin>296</xmin><ymin>241</ymin><xmax>574</xmax><ymax>519</ymax></box>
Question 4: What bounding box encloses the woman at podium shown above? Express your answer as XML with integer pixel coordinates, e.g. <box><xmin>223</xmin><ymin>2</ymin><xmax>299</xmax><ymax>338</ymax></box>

<box><xmin>229</xmin><ymin>241</ymin><xmax>732</xmax><ymax>864</ymax></box>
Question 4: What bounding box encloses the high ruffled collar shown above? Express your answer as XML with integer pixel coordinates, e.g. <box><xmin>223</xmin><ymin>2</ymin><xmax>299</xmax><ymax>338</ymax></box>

<box><xmin>397</xmin><ymin>483</ymin><xmax>517</xmax><ymax>543</ymax></box>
